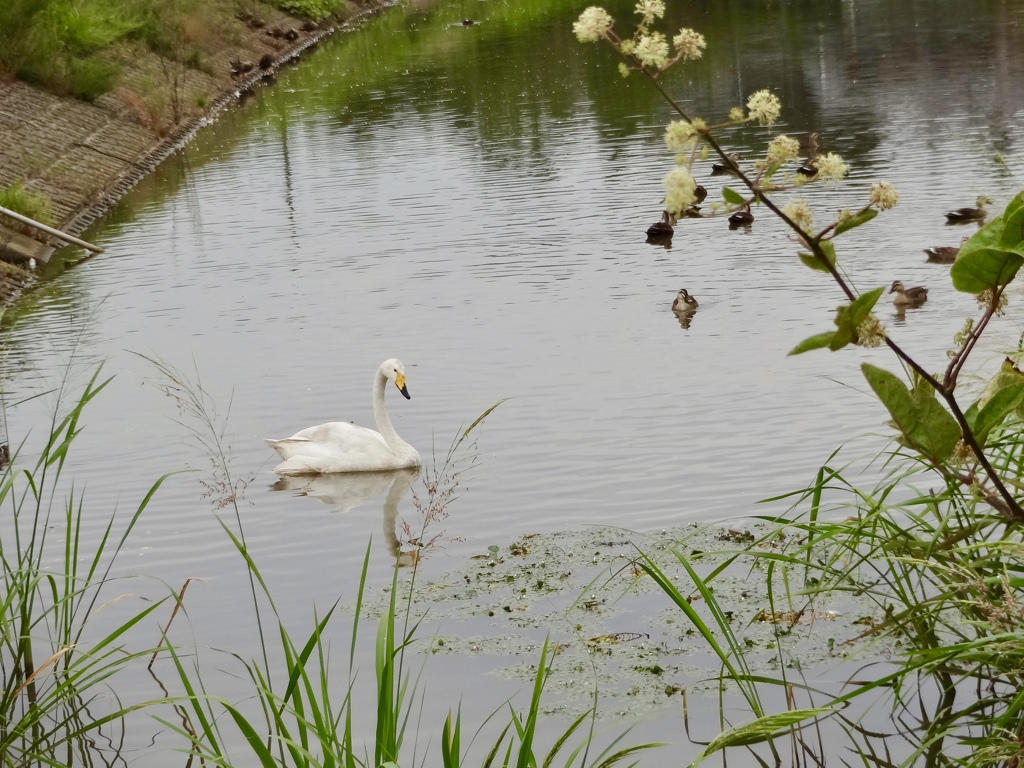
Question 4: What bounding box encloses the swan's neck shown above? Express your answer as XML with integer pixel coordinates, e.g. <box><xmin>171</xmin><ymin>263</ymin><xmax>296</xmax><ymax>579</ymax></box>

<box><xmin>373</xmin><ymin>370</ymin><xmax>414</xmax><ymax>458</ymax></box>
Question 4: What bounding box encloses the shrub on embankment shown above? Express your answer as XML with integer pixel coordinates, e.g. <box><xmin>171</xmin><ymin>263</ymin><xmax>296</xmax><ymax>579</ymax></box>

<box><xmin>0</xmin><ymin>0</ymin><xmax>346</xmax><ymax>101</ymax></box>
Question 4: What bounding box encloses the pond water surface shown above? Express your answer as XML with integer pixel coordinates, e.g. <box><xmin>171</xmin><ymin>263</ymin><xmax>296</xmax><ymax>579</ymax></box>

<box><xmin>4</xmin><ymin>0</ymin><xmax>1024</xmax><ymax>762</ymax></box>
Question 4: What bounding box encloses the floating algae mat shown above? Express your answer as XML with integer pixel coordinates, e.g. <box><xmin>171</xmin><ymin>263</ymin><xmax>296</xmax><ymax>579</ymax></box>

<box><xmin>358</xmin><ymin>522</ymin><xmax>893</xmax><ymax>719</ymax></box>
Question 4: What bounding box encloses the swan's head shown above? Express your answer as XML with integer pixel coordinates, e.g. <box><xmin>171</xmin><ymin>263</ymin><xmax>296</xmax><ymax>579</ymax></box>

<box><xmin>381</xmin><ymin>358</ymin><xmax>412</xmax><ymax>400</ymax></box>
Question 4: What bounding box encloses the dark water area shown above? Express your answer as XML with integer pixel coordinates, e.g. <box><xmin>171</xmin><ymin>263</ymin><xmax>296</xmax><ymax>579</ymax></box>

<box><xmin>2</xmin><ymin>0</ymin><xmax>1023</xmax><ymax>762</ymax></box>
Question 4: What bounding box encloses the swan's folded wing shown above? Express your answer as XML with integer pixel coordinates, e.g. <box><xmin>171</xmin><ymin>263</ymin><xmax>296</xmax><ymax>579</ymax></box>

<box><xmin>290</xmin><ymin>422</ymin><xmax>391</xmax><ymax>450</ymax></box>
<box><xmin>266</xmin><ymin>422</ymin><xmax>399</xmax><ymax>474</ymax></box>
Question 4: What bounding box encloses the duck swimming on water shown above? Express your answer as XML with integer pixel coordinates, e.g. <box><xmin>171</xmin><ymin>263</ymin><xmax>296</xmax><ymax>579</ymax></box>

<box><xmin>646</xmin><ymin>211</ymin><xmax>675</xmax><ymax>238</ymax></box>
<box><xmin>889</xmin><ymin>280</ymin><xmax>928</xmax><ymax>308</ymax></box>
<box><xmin>946</xmin><ymin>196</ymin><xmax>991</xmax><ymax>222</ymax></box>
<box><xmin>671</xmin><ymin>288</ymin><xmax>698</xmax><ymax>312</ymax></box>
<box><xmin>924</xmin><ymin>236</ymin><xmax>969</xmax><ymax>264</ymax></box>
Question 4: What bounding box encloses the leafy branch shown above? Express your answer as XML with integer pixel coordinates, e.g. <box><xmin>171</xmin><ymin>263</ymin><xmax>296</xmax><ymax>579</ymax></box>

<box><xmin>574</xmin><ymin>1</ymin><xmax>1024</xmax><ymax>521</ymax></box>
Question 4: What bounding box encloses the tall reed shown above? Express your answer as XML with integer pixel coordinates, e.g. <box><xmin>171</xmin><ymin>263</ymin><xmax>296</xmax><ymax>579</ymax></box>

<box><xmin>0</xmin><ymin>365</ymin><xmax>171</xmax><ymax>764</ymax></box>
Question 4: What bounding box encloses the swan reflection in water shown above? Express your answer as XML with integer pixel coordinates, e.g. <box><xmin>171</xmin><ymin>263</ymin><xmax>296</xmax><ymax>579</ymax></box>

<box><xmin>272</xmin><ymin>467</ymin><xmax>422</xmax><ymax>566</ymax></box>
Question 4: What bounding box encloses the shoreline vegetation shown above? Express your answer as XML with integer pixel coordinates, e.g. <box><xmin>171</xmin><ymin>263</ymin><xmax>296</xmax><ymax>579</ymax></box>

<box><xmin>0</xmin><ymin>0</ymin><xmax>392</xmax><ymax>302</ymax></box>
<box><xmin>6</xmin><ymin>0</ymin><xmax>1024</xmax><ymax>765</ymax></box>
<box><xmin>569</xmin><ymin>0</ymin><xmax>1024</xmax><ymax>763</ymax></box>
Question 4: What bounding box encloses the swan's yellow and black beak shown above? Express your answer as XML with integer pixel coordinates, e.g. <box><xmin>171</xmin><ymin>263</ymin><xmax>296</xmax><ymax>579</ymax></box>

<box><xmin>395</xmin><ymin>372</ymin><xmax>411</xmax><ymax>400</ymax></box>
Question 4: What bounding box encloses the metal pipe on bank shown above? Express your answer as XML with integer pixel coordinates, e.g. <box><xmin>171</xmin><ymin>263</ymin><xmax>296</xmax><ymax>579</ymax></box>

<box><xmin>0</xmin><ymin>205</ymin><xmax>104</xmax><ymax>254</ymax></box>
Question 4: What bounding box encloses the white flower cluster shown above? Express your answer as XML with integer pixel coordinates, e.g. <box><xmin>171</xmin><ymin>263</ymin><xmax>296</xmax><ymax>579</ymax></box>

<box><xmin>573</xmin><ymin>6</ymin><xmax>614</xmax><ymax>43</ymax></box>
<box><xmin>950</xmin><ymin>439</ymin><xmax>977</xmax><ymax>466</ymax></box>
<box><xmin>635</xmin><ymin>32</ymin><xmax>669</xmax><ymax>68</ymax></box>
<box><xmin>664</xmin><ymin>119</ymin><xmax>705</xmax><ymax>151</ymax></box>
<box><xmin>977</xmin><ymin>288</ymin><xmax>1008</xmax><ymax>316</ymax></box>
<box><xmin>782</xmin><ymin>199</ymin><xmax>813</xmax><ymax>231</ymax></box>
<box><xmin>672</xmin><ymin>28</ymin><xmax>705</xmax><ymax>61</ymax></box>
<box><xmin>765</xmin><ymin>135</ymin><xmax>800</xmax><ymax>165</ymax></box>
<box><xmin>855</xmin><ymin>313</ymin><xmax>886</xmax><ymax>348</ymax></box>
<box><xmin>869</xmin><ymin>181</ymin><xmax>899</xmax><ymax>210</ymax></box>
<box><xmin>663</xmin><ymin>167</ymin><xmax>698</xmax><ymax>215</ymax></box>
<box><xmin>746</xmin><ymin>90</ymin><xmax>781</xmax><ymax>126</ymax></box>
<box><xmin>574</xmin><ymin>5</ymin><xmax>704</xmax><ymax>75</ymax></box>
<box><xmin>814</xmin><ymin>152</ymin><xmax>848</xmax><ymax>182</ymax></box>
<box><xmin>634</xmin><ymin>0</ymin><xmax>664</xmax><ymax>25</ymax></box>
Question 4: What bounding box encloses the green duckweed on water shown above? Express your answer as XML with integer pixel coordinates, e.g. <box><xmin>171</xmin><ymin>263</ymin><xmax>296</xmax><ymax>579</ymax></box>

<box><xmin>359</xmin><ymin>522</ymin><xmax>893</xmax><ymax>719</ymax></box>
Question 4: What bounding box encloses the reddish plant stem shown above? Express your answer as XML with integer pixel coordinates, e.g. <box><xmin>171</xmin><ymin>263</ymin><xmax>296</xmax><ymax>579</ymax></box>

<box><xmin>944</xmin><ymin>290</ymin><xmax>1004</xmax><ymax>391</ymax></box>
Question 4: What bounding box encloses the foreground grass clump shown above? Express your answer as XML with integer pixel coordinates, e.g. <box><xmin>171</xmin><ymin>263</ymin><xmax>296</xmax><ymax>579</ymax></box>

<box><xmin>272</xmin><ymin>0</ymin><xmax>345</xmax><ymax>20</ymax></box>
<box><xmin>0</xmin><ymin>180</ymin><xmax>54</xmax><ymax>226</ymax></box>
<box><xmin>0</xmin><ymin>368</ymin><xmax>169</xmax><ymax>763</ymax></box>
<box><xmin>0</xmin><ymin>358</ymin><xmax>655</xmax><ymax>765</ymax></box>
<box><xmin>632</xmin><ymin>437</ymin><xmax>1024</xmax><ymax>765</ymax></box>
<box><xmin>0</xmin><ymin>0</ymin><xmax>138</xmax><ymax>99</ymax></box>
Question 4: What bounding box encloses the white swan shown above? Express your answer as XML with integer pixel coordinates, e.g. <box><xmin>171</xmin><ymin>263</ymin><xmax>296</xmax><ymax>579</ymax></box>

<box><xmin>266</xmin><ymin>358</ymin><xmax>421</xmax><ymax>476</ymax></box>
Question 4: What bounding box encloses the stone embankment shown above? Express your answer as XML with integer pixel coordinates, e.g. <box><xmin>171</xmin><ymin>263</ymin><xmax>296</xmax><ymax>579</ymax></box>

<box><xmin>0</xmin><ymin>1</ymin><xmax>383</xmax><ymax>303</ymax></box>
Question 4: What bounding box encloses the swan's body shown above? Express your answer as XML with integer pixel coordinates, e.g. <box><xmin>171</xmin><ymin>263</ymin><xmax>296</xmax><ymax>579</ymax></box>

<box><xmin>266</xmin><ymin>358</ymin><xmax>421</xmax><ymax>476</ymax></box>
<box><xmin>889</xmin><ymin>280</ymin><xmax>928</xmax><ymax>307</ymax></box>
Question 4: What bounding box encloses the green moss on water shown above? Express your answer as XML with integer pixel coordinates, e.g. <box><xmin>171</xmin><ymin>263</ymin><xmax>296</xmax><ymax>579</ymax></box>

<box><xmin>357</xmin><ymin>522</ymin><xmax>890</xmax><ymax>720</ymax></box>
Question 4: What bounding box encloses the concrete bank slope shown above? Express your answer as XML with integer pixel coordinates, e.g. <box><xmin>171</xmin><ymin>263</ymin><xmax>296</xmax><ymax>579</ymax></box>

<box><xmin>0</xmin><ymin>0</ymin><xmax>388</xmax><ymax>303</ymax></box>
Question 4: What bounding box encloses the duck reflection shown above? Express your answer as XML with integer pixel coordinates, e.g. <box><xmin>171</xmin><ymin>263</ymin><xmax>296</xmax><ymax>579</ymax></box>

<box><xmin>272</xmin><ymin>467</ymin><xmax>421</xmax><ymax>565</ymax></box>
<box><xmin>646</xmin><ymin>233</ymin><xmax>673</xmax><ymax>249</ymax></box>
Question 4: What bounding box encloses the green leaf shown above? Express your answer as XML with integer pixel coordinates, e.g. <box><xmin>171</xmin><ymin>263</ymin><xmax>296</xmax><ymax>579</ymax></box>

<box><xmin>820</xmin><ymin>240</ymin><xmax>837</xmax><ymax>266</ymax></box>
<box><xmin>829</xmin><ymin>306</ymin><xmax>855</xmax><ymax>350</ymax></box>
<box><xmin>223</xmin><ymin>704</ymin><xmax>277</xmax><ymax>768</ymax></box>
<box><xmin>974</xmin><ymin>382</ymin><xmax>1024</xmax><ymax>447</ymax></box>
<box><xmin>798</xmin><ymin>252</ymin><xmax>828</xmax><ymax>272</ymax></box>
<box><xmin>1000</xmin><ymin>191</ymin><xmax>1024</xmax><ymax>248</ymax></box>
<box><xmin>849</xmin><ymin>286</ymin><xmax>884</xmax><ymax>325</ymax></box>
<box><xmin>787</xmin><ymin>285</ymin><xmax>883</xmax><ymax>356</ymax></box>
<box><xmin>907</xmin><ymin>373</ymin><xmax>960</xmax><ymax>461</ymax></box>
<box><xmin>963</xmin><ymin>399</ymin><xmax>980</xmax><ymax>432</ymax></box>
<box><xmin>980</xmin><ymin>363</ymin><xmax>1024</xmax><ymax>406</ymax></box>
<box><xmin>833</xmin><ymin>207</ymin><xmax>878</xmax><ymax>236</ymax></box>
<box><xmin>827</xmin><ymin>284</ymin><xmax>880</xmax><ymax>352</ymax></box>
<box><xmin>702</xmin><ymin>707</ymin><xmax>837</xmax><ymax>753</ymax></box>
<box><xmin>959</xmin><ymin>210</ymin><xmax>1008</xmax><ymax>256</ymax></box>
<box><xmin>916</xmin><ymin>397</ymin><xmax>962</xmax><ymax>462</ymax></box>
<box><xmin>799</xmin><ymin>241</ymin><xmax>837</xmax><ymax>274</ymax></box>
<box><xmin>788</xmin><ymin>331</ymin><xmax>834</xmax><ymax>356</ymax></box>
<box><xmin>722</xmin><ymin>187</ymin><xmax>745</xmax><ymax>205</ymax></box>
<box><xmin>950</xmin><ymin>247</ymin><xmax>1024</xmax><ymax>293</ymax></box>
<box><xmin>863</xmin><ymin>364</ymin><xmax>916</xmax><ymax>429</ymax></box>
<box><xmin>862</xmin><ymin>364</ymin><xmax>960</xmax><ymax>463</ymax></box>
<box><xmin>762</xmin><ymin>161</ymin><xmax>784</xmax><ymax>179</ymax></box>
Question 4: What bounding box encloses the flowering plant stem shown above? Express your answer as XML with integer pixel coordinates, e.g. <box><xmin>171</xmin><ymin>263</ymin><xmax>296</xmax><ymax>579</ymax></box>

<box><xmin>637</xmin><ymin>66</ymin><xmax>1024</xmax><ymax>523</ymax></box>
